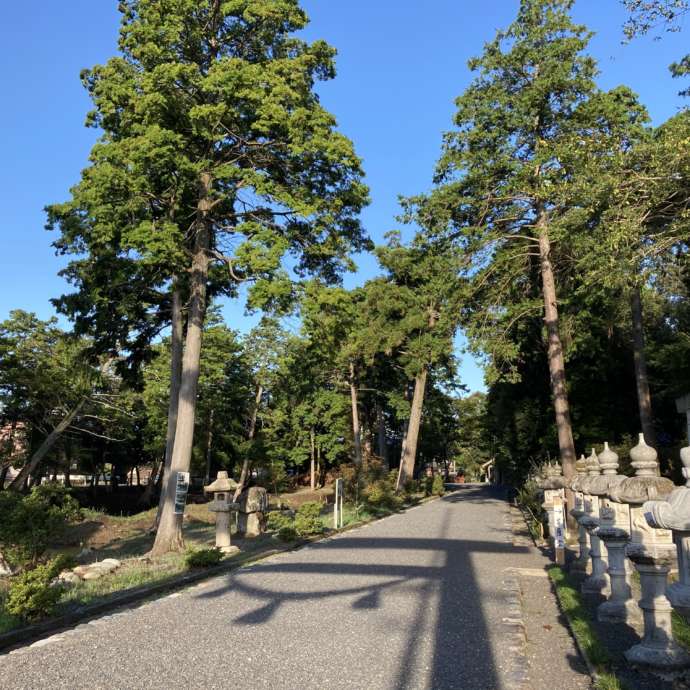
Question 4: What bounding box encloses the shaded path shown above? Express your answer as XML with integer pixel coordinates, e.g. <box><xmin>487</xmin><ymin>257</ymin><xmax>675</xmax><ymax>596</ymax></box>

<box><xmin>0</xmin><ymin>486</ymin><xmax>589</xmax><ymax>689</ymax></box>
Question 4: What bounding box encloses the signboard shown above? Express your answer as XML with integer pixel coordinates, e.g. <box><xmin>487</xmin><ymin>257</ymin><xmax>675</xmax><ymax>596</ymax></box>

<box><xmin>174</xmin><ymin>471</ymin><xmax>190</xmax><ymax>515</ymax></box>
<box><xmin>553</xmin><ymin>496</ymin><xmax>566</xmax><ymax>565</ymax></box>
<box><xmin>334</xmin><ymin>478</ymin><xmax>344</xmax><ymax>529</ymax></box>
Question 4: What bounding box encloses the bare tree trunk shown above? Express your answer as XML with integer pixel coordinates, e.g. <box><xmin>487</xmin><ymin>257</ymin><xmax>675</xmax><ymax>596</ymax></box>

<box><xmin>204</xmin><ymin>409</ymin><xmax>214</xmax><ymax>485</ymax></box>
<box><xmin>154</xmin><ymin>284</ymin><xmax>184</xmax><ymax>526</ymax></box>
<box><xmin>139</xmin><ymin>458</ymin><xmax>161</xmax><ymax>506</ymax></box>
<box><xmin>9</xmin><ymin>398</ymin><xmax>86</xmax><ymax>491</ymax></box>
<box><xmin>316</xmin><ymin>444</ymin><xmax>322</xmax><ymax>487</ymax></box>
<box><xmin>310</xmin><ymin>427</ymin><xmax>316</xmax><ymax>490</ymax></box>
<box><xmin>376</xmin><ymin>402</ymin><xmax>388</xmax><ymax>469</ymax></box>
<box><xmin>151</xmin><ymin>174</ymin><xmax>212</xmax><ymax>556</ymax></box>
<box><xmin>396</xmin><ymin>368</ymin><xmax>428</xmax><ymax>490</ymax></box>
<box><xmin>630</xmin><ymin>287</ymin><xmax>656</xmax><ymax>447</ymax></box>
<box><xmin>234</xmin><ymin>383</ymin><xmax>263</xmax><ymax>501</ymax></box>
<box><xmin>349</xmin><ymin>361</ymin><xmax>362</xmax><ymax>465</ymax></box>
<box><xmin>0</xmin><ymin>465</ymin><xmax>8</xmax><ymax>490</ymax></box>
<box><xmin>537</xmin><ymin>225</ymin><xmax>576</xmax><ymax>480</ymax></box>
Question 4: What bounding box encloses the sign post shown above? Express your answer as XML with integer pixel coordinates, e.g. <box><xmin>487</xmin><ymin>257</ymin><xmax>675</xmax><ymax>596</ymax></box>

<box><xmin>334</xmin><ymin>478</ymin><xmax>344</xmax><ymax>529</ymax></box>
<box><xmin>553</xmin><ymin>495</ymin><xmax>566</xmax><ymax>565</ymax></box>
<box><xmin>174</xmin><ymin>471</ymin><xmax>190</xmax><ymax>516</ymax></box>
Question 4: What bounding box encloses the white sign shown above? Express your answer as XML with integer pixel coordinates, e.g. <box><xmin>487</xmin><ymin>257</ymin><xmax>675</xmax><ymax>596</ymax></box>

<box><xmin>334</xmin><ymin>478</ymin><xmax>344</xmax><ymax>529</ymax></box>
<box><xmin>174</xmin><ymin>472</ymin><xmax>190</xmax><ymax>515</ymax></box>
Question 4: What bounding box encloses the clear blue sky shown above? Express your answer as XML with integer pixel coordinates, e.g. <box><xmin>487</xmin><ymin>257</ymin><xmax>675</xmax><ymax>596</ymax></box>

<box><xmin>0</xmin><ymin>1</ymin><xmax>687</xmax><ymax>392</ymax></box>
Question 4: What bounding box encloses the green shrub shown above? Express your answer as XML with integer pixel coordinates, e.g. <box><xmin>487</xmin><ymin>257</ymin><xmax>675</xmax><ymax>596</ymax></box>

<box><xmin>294</xmin><ymin>501</ymin><xmax>324</xmax><ymax>536</ymax></box>
<box><xmin>423</xmin><ymin>475</ymin><xmax>434</xmax><ymax>496</ymax></box>
<box><xmin>0</xmin><ymin>483</ymin><xmax>82</xmax><ymax>568</ymax></box>
<box><xmin>5</xmin><ymin>556</ymin><xmax>69</xmax><ymax>622</ymax></box>
<box><xmin>185</xmin><ymin>547</ymin><xmax>223</xmax><ymax>568</ymax></box>
<box><xmin>363</xmin><ymin>478</ymin><xmax>402</xmax><ymax>512</ymax></box>
<box><xmin>266</xmin><ymin>511</ymin><xmax>293</xmax><ymax>532</ymax></box>
<box><xmin>431</xmin><ymin>475</ymin><xmax>445</xmax><ymax>496</ymax></box>
<box><xmin>403</xmin><ymin>478</ymin><xmax>420</xmax><ymax>495</ymax></box>
<box><xmin>277</xmin><ymin>525</ymin><xmax>298</xmax><ymax>541</ymax></box>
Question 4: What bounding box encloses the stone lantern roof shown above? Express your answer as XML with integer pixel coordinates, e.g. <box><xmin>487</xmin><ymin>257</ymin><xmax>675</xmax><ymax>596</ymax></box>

<box><xmin>569</xmin><ymin>454</ymin><xmax>589</xmax><ymax>492</ymax></box>
<box><xmin>538</xmin><ymin>463</ymin><xmax>567</xmax><ymax>490</ymax></box>
<box><xmin>586</xmin><ymin>443</ymin><xmax>626</xmax><ymax>496</ymax></box>
<box><xmin>204</xmin><ymin>471</ymin><xmax>238</xmax><ymax>494</ymax></box>
<box><xmin>580</xmin><ymin>449</ymin><xmax>601</xmax><ymax>493</ymax></box>
<box><xmin>608</xmin><ymin>434</ymin><xmax>674</xmax><ymax>505</ymax></box>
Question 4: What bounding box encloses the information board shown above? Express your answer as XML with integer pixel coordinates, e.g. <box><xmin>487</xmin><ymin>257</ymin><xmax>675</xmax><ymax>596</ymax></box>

<box><xmin>174</xmin><ymin>471</ymin><xmax>190</xmax><ymax>515</ymax></box>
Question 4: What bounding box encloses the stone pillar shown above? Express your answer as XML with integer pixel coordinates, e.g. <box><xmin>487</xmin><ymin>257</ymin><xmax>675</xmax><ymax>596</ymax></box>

<box><xmin>581</xmin><ymin>449</ymin><xmax>608</xmax><ymax>594</ymax></box>
<box><xmin>237</xmin><ymin>486</ymin><xmax>269</xmax><ymax>538</ymax></box>
<box><xmin>569</xmin><ymin>455</ymin><xmax>590</xmax><ymax>573</ymax></box>
<box><xmin>538</xmin><ymin>464</ymin><xmax>567</xmax><ymax>548</ymax></box>
<box><xmin>204</xmin><ymin>471</ymin><xmax>240</xmax><ymax>553</ymax></box>
<box><xmin>609</xmin><ymin>434</ymin><xmax>685</xmax><ymax>670</ymax></box>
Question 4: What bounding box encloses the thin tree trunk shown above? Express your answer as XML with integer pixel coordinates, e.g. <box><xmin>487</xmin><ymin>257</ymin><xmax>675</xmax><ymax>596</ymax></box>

<box><xmin>349</xmin><ymin>361</ymin><xmax>362</xmax><ymax>465</ymax></box>
<box><xmin>376</xmin><ymin>402</ymin><xmax>388</xmax><ymax>469</ymax></box>
<box><xmin>630</xmin><ymin>286</ymin><xmax>656</xmax><ymax>447</ymax></box>
<box><xmin>0</xmin><ymin>465</ymin><xmax>8</xmax><ymax>490</ymax></box>
<box><xmin>310</xmin><ymin>427</ymin><xmax>316</xmax><ymax>490</ymax></box>
<box><xmin>139</xmin><ymin>458</ymin><xmax>161</xmax><ymax>506</ymax></box>
<box><xmin>154</xmin><ymin>284</ymin><xmax>184</xmax><ymax>526</ymax></box>
<box><xmin>151</xmin><ymin>173</ymin><xmax>212</xmax><ymax>556</ymax></box>
<box><xmin>234</xmin><ymin>383</ymin><xmax>263</xmax><ymax>501</ymax></box>
<box><xmin>396</xmin><ymin>368</ymin><xmax>428</xmax><ymax>490</ymax></box>
<box><xmin>9</xmin><ymin>398</ymin><xmax>86</xmax><ymax>491</ymax></box>
<box><xmin>537</xmin><ymin>224</ymin><xmax>576</xmax><ymax>480</ymax></box>
<box><xmin>316</xmin><ymin>444</ymin><xmax>322</xmax><ymax>487</ymax></box>
<box><xmin>204</xmin><ymin>409</ymin><xmax>214</xmax><ymax>485</ymax></box>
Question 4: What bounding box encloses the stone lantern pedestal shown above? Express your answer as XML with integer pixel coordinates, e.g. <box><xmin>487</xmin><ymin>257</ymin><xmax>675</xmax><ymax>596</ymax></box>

<box><xmin>204</xmin><ymin>471</ymin><xmax>239</xmax><ymax>553</ymax></box>
<box><xmin>609</xmin><ymin>434</ymin><xmax>683</xmax><ymax>670</ymax></box>
<box><xmin>580</xmin><ymin>449</ymin><xmax>608</xmax><ymax>594</ymax></box>
<box><xmin>538</xmin><ymin>464</ymin><xmax>567</xmax><ymax>549</ymax></box>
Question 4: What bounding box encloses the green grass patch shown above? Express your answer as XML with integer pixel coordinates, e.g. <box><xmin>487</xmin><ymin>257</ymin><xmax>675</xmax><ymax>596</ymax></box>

<box><xmin>548</xmin><ymin>566</ymin><xmax>622</xmax><ymax>685</ymax></box>
<box><xmin>673</xmin><ymin>610</ymin><xmax>690</xmax><ymax>651</ymax></box>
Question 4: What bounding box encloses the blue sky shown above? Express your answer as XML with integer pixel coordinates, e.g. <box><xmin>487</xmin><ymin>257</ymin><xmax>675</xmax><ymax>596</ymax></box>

<box><xmin>0</xmin><ymin>1</ymin><xmax>687</xmax><ymax>392</ymax></box>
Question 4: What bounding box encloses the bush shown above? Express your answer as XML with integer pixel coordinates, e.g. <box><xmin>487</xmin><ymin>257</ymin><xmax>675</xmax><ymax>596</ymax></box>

<box><xmin>266</xmin><ymin>511</ymin><xmax>293</xmax><ymax>532</ymax></box>
<box><xmin>294</xmin><ymin>501</ymin><xmax>324</xmax><ymax>536</ymax></box>
<box><xmin>185</xmin><ymin>547</ymin><xmax>223</xmax><ymax>568</ymax></box>
<box><xmin>277</xmin><ymin>525</ymin><xmax>298</xmax><ymax>541</ymax></box>
<box><xmin>5</xmin><ymin>556</ymin><xmax>70</xmax><ymax>622</ymax></box>
<box><xmin>0</xmin><ymin>484</ymin><xmax>82</xmax><ymax>569</ymax></box>
<box><xmin>431</xmin><ymin>475</ymin><xmax>445</xmax><ymax>496</ymax></box>
<box><xmin>363</xmin><ymin>478</ymin><xmax>403</xmax><ymax>512</ymax></box>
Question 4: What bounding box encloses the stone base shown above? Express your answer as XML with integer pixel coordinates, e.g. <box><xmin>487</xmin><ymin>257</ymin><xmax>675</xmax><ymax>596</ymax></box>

<box><xmin>624</xmin><ymin>642</ymin><xmax>690</xmax><ymax>670</ymax></box>
<box><xmin>597</xmin><ymin>598</ymin><xmax>639</xmax><ymax>624</ymax></box>
<box><xmin>219</xmin><ymin>545</ymin><xmax>240</xmax><ymax>556</ymax></box>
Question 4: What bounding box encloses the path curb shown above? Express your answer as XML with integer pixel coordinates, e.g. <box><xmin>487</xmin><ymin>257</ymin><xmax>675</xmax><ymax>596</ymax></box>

<box><xmin>0</xmin><ymin>493</ymin><xmax>443</xmax><ymax>654</ymax></box>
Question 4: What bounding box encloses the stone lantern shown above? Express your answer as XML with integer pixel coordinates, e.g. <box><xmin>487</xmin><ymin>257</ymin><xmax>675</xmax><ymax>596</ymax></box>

<box><xmin>580</xmin><ymin>449</ymin><xmax>608</xmax><ymax>594</ymax></box>
<box><xmin>539</xmin><ymin>463</ymin><xmax>567</xmax><ymax>547</ymax></box>
<box><xmin>608</xmin><ymin>434</ymin><xmax>685</xmax><ymax>670</ymax></box>
<box><xmin>589</xmin><ymin>443</ymin><xmax>634</xmax><ymax>623</ymax></box>
<box><xmin>643</xmin><ymin>446</ymin><xmax>690</xmax><ymax>623</ymax></box>
<box><xmin>569</xmin><ymin>455</ymin><xmax>591</xmax><ymax>574</ymax></box>
<box><xmin>204</xmin><ymin>471</ymin><xmax>239</xmax><ymax>553</ymax></box>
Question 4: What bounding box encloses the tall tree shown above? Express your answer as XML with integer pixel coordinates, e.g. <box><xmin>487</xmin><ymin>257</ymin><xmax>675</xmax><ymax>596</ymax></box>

<box><xmin>49</xmin><ymin>0</ymin><xmax>369</xmax><ymax>554</ymax></box>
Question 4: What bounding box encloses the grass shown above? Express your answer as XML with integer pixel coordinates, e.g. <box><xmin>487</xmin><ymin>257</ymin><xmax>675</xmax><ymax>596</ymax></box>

<box><xmin>548</xmin><ymin>566</ymin><xmax>627</xmax><ymax>690</ymax></box>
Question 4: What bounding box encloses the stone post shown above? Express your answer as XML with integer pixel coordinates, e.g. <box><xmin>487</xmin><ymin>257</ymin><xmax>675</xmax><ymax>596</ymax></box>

<box><xmin>237</xmin><ymin>486</ymin><xmax>269</xmax><ymax>537</ymax></box>
<box><xmin>539</xmin><ymin>464</ymin><xmax>567</xmax><ymax>548</ymax></box>
<box><xmin>581</xmin><ymin>449</ymin><xmax>608</xmax><ymax>594</ymax></box>
<box><xmin>609</xmin><ymin>434</ymin><xmax>686</xmax><ymax>670</ymax></box>
<box><xmin>569</xmin><ymin>455</ymin><xmax>590</xmax><ymax>574</ymax></box>
<box><xmin>204</xmin><ymin>471</ymin><xmax>239</xmax><ymax>553</ymax></box>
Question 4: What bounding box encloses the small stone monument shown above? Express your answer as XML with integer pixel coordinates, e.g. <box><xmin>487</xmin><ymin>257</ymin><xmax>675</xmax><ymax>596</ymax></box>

<box><xmin>204</xmin><ymin>471</ymin><xmax>239</xmax><ymax>553</ymax></box>
<box><xmin>609</xmin><ymin>434</ymin><xmax>686</xmax><ymax>670</ymax></box>
<box><xmin>569</xmin><ymin>455</ymin><xmax>591</xmax><ymax>573</ymax></box>
<box><xmin>539</xmin><ymin>463</ymin><xmax>567</xmax><ymax>547</ymax></box>
<box><xmin>237</xmin><ymin>486</ymin><xmax>269</xmax><ymax>538</ymax></box>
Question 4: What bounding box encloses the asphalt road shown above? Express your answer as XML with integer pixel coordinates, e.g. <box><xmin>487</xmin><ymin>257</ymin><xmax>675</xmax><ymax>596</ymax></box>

<box><xmin>0</xmin><ymin>486</ymin><xmax>582</xmax><ymax>690</ymax></box>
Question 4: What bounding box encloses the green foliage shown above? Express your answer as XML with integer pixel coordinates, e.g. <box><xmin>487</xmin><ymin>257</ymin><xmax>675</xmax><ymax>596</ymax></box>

<box><xmin>5</xmin><ymin>556</ymin><xmax>71</xmax><ymax>622</ymax></box>
<box><xmin>0</xmin><ymin>484</ymin><xmax>82</xmax><ymax>568</ymax></box>
<box><xmin>277</xmin><ymin>525</ymin><xmax>299</xmax><ymax>542</ymax></box>
<box><xmin>185</xmin><ymin>547</ymin><xmax>223</xmax><ymax>568</ymax></box>
<box><xmin>431</xmin><ymin>474</ymin><xmax>445</xmax><ymax>497</ymax></box>
<box><xmin>266</xmin><ymin>511</ymin><xmax>293</xmax><ymax>532</ymax></box>
<box><xmin>294</xmin><ymin>502</ymin><xmax>324</xmax><ymax>536</ymax></box>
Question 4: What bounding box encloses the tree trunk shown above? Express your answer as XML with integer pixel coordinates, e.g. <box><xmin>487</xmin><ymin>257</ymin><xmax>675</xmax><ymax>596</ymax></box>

<box><xmin>154</xmin><ymin>284</ymin><xmax>184</xmax><ymax>526</ymax></box>
<box><xmin>138</xmin><ymin>458</ymin><xmax>161</xmax><ymax>506</ymax></box>
<box><xmin>537</xmin><ymin>224</ymin><xmax>576</xmax><ymax>480</ymax></box>
<box><xmin>317</xmin><ymin>444</ymin><xmax>322</xmax><ymax>487</ymax></box>
<box><xmin>396</xmin><ymin>368</ymin><xmax>428</xmax><ymax>490</ymax></box>
<box><xmin>349</xmin><ymin>361</ymin><xmax>362</xmax><ymax>465</ymax></box>
<box><xmin>233</xmin><ymin>383</ymin><xmax>263</xmax><ymax>501</ymax></box>
<box><xmin>9</xmin><ymin>398</ymin><xmax>86</xmax><ymax>491</ymax></box>
<box><xmin>310</xmin><ymin>427</ymin><xmax>316</xmax><ymax>490</ymax></box>
<box><xmin>0</xmin><ymin>465</ymin><xmax>8</xmax><ymax>490</ymax></box>
<box><xmin>151</xmin><ymin>174</ymin><xmax>212</xmax><ymax>556</ymax></box>
<box><xmin>630</xmin><ymin>286</ymin><xmax>656</xmax><ymax>447</ymax></box>
<box><xmin>376</xmin><ymin>402</ymin><xmax>388</xmax><ymax>469</ymax></box>
<box><xmin>204</xmin><ymin>409</ymin><xmax>214</xmax><ymax>485</ymax></box>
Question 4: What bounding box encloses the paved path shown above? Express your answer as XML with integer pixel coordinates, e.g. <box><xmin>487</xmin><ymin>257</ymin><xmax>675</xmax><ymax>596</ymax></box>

<box><xmin>0</xmin><ymin>486</ymin><xmax>590</xmax><ymax>689</ymax></box>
